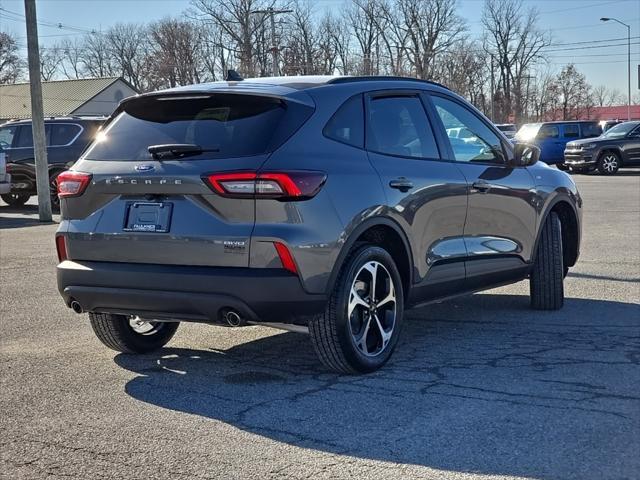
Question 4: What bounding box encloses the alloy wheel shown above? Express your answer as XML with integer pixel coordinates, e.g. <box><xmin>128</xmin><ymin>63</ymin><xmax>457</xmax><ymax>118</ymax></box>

<box><xmin>347</xmin><ymin>261</ymin><xmax>397</xmax><ymax>357</ymax></box>
<box><xmin>602</xmin><ymin>154</ymin><xmax>618</xmax><ymax>173</ymax></box>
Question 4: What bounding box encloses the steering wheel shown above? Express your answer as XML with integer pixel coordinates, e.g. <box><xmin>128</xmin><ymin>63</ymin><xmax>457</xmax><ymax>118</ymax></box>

<box><xmin>0</xmin><ymin>140</ymin><xmax>10</xmax><ymax>149</ymax></box>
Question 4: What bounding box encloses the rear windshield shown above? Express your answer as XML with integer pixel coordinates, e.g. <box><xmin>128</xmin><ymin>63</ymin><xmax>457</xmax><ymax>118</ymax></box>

<box><xmin>83</xmin><ymin>94</ymin><xmax>293</xmax><ymax>160</ymax></box>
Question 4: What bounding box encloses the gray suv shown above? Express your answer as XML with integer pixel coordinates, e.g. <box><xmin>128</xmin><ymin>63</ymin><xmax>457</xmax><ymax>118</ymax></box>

<box><xmin>55</xmin><ymin>76</ymin><xmax>582</xmax><ymax>373</ymax></box>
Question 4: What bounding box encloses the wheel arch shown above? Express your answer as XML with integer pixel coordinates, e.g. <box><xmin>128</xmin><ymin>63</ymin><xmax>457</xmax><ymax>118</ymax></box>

<box><xmin>326</xmin><ymin>217</ymin><xmax>414</xmax><ymax>301</ymax></box>
<box><xmin>533</xmin><ymin>196</ymin><xmax>580</xmax><ymax>269</ymax></box>
<box><xmin>598</xmin><ymin>147</ymin><xmax>624</xmax><ymax>166</ymax></box>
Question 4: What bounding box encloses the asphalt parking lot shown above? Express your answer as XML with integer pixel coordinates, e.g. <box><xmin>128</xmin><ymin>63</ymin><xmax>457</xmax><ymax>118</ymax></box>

<box><xmin>1</xmin><ymin>171</ymin><xmax>639</xmax><ymax>480</ymax></box>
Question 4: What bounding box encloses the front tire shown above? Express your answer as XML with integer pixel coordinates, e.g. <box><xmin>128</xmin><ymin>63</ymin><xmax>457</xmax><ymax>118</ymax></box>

<box><xmin>530</xmin><ymin>212</ymin><xmax>564</xmax><ymax>310</ymax></box>
<box><xmin>597</xmin><ymin>152</ymin><xmax>620</xmax><ymax>175</ymax></box>
<box><xmin>1</xmin><ymin>193</ymin><xmax>30</xmax><ymax>207</ymax></box>
<box><xmin>89</xmin><ymin>313</ymin><xmax>179</xmax><ymax>353</ymax></box>
<box><xmin>309</xmin><ymin>245</ymin><xmax>404</xmax><ymax>374</ymax></box>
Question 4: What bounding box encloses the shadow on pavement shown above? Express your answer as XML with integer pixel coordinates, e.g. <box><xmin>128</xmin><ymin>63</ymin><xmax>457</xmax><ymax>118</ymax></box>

<box><xmin>0</xmin><ymin>205</ymin><xmax>58</xmax><ymax>229</ymax></box>
<box><xmin>115</xmin><ymin>293</ymin><xmax>640</xmax><ymax>479</ymax></box>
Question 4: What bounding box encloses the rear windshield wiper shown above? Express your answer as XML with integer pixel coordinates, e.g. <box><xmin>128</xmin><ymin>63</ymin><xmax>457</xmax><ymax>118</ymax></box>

<box><xmin>148</xmin><ymin>143</ymin><xmax>219</xmax><ymax>160</ymax></box>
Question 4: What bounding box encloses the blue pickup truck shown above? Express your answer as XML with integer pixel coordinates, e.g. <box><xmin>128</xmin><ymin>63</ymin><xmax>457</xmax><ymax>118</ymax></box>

<box><xmin>514</xmin><ymin>121</ymin><xmax>601</xmax><ymax>166</ymax></box>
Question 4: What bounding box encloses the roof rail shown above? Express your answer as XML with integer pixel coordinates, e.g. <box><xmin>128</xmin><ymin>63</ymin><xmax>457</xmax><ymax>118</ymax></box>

<box><xmin>327</xmin><ymin>76</ymin><xmax>450</xmax><ymax>90</ymax></box>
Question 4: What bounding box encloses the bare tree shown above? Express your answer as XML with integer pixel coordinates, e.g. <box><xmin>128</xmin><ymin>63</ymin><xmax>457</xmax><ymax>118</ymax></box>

<box><xmin>150</xmin><ymin>18</ymin><xmax>204</xmax><ymax>88</ymax></box>
<box><xmin>482</xmin><ymin>0</ymin><xmax>550</xmax><ymax>122</ymax></box>
<box><xmin>0</xmin><ymin>31</ymin><xmax>24</xmax><ymax>83</ymax></box>
<box><xmin>433</xmin><ymin>39</ymin><xmax>488</xmax><ymax>109</ymax></box>
<box><xmin>191</xmin><ymin>0</ymin><xmax>274</xmax><ymax>77</ymax></box>
<box><xmin>348</xmin><ymin>0</ymin><xmax>385</xmax><ymax>75</ymax></box>
<box><xmin>60</xmin><ymin>38</ymin><xmax>83</xmax><ymax>79</ymax></box>
<box><xmin>106</xmin><ymin>23</ymin><xmax>151</xmax><ymax>90</ymax></box>
<box><xmin>397</xmin><ymin>0</ymin><xmax>466</xmax><ymax>79</ymax></box>
<box><xmin>39</xmin><ymin>44</ymin><xmax>63</xmax><ymax>81</ymax></box>
<box><xmin>80</xmin><ymin>33</ymin><xmax>115</xmax><ymax>78</ymax></box>
<box><xmin>554</xmin><ymin>64</ymin><xmax>592</xmax><ymax>120</ymax></box>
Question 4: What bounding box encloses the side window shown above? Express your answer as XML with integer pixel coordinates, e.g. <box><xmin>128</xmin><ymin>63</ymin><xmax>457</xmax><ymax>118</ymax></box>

<box><xmin>14</xmin><ymin>125</ymin><xmax>33</xmax><ymax>148</ymax></box>
<box><xmin>50</xmin><ymin>124</ymin><xmax>81</xmax><ymax>146</ymax></box>
<box><xmin>582</xmin><ymin>123</ymin><xmax>602</xmax><ymax>138</ymax></box>
<box><xmin>323</xmin><ymin>95</ymin><xmax>364</xmax><ymax>148</ymax></box>
<box><xmin>0</xmin><ymin>125</ymin><xmax>18</xmax><ymax>149</ymax></box>
<box><xmin>367</xmin><ymin>95</ymin><xmax>439</xmax><ymax>159</ymax></box>
<box><xmin>563</xmin><ymin>124</ymin><xmax>580</xmax><ymax>138</ymax></box>
<box><xmin>431</xmin><ymin>95</ymin><xmax>504</xmax><ymax>164</ymax></box>
<box><xmin>538</xmin><ymin>125</ymin><xmax>559</xmax><ymax>139</ymax></box>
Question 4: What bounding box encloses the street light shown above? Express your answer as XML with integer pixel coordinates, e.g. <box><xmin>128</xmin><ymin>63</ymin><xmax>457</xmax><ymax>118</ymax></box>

<box><xmin>600</xmin><ymin>17</ymin><xmax>631</xmax><ymax>121</ymax></box>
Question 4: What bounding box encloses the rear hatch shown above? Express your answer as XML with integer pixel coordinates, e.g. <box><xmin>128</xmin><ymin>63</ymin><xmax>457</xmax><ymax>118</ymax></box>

<box><xmin>61</xmin><ymin>89</ymin><xmax>314</xmax><ymax>267</ymax></box>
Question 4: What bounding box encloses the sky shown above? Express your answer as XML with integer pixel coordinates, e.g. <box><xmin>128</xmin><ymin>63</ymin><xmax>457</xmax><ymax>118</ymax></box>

<box><xmin>1</xmin><ymin>0</ymin><xmax>639</xmax><ymax>96</ymax></box>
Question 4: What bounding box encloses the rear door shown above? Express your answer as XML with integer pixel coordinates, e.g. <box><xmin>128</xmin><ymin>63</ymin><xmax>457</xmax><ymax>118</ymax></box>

<box><xmin>363</xmin><ymin>90</ymin><xmax>469</xmax><ymax>301</ymax></box>
<box><xmin>62</xmin><ymin>92</ymin><xmax>313</xmax><ymax>268</ymax></box>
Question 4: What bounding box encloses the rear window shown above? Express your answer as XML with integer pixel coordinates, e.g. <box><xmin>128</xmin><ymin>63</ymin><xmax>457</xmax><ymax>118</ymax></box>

<box><xmin>323</xmin><ymin>95</ymin><xmax>364</xmax><ymax>148</ymax></box>
<box><xmin>50</xmin><ymin>124</ymin><xmax>81</xmax><ymax>146</ymax></box>
<box><xmin>582</xmin><ymin>123</ymin><xmax>602</xmax><ymax>138</ymax></box>
<box><xmin>563</xmin><ymin>124</ymin><xmax>579</xmax><ymax>138</ymax></box>
<box><xmin>84</xmin><ymin>94</ymin><xmax>302</xmax><ymax>161</ymax></box>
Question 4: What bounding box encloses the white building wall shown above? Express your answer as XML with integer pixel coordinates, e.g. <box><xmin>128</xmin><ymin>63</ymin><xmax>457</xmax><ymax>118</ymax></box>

<box><xmin>72</xmin><ymin>80</ymin><xmax>138</xmax><ymax>117</ymax></box>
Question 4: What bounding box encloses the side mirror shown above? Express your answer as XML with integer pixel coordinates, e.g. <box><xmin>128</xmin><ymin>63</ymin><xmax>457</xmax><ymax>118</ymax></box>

<box><xmin>513</xmin><ymin>143</ymin><xmax>540</xmax><ymax>166</ymax></box>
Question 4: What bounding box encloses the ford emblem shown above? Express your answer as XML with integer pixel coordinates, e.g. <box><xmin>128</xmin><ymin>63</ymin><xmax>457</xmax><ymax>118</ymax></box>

<box><xmin>135</xmin><ymin>164</ymin><xmax>154</xmax><ymax>172</ymax></box>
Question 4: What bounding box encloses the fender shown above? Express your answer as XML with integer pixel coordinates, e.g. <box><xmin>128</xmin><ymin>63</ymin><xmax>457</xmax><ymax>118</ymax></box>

<box><xmin>594</xmin><ymin>145</ymin><xmax>626</xmax><ymax>164</ymax></box>
<box><xmin>325</xmin><ymin>215</ymin><xmax>414</xmax><ymax>296</ymax></box>
<box><xmin>531</xmin><ymin>191</ymin><xmax>581</xmax><ymax>266</ymax></box>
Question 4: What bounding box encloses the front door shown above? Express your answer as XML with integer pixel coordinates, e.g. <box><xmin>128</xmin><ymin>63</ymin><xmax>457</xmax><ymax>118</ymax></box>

<box><xmin>429</xmin><ymin>94</ymin><xmax>538</xmax><ymax>289</ymax></box>
<box><xmin>364</xmin><ymin>91</ymin><xmax>469</xmax><ymax>303</ymax></box>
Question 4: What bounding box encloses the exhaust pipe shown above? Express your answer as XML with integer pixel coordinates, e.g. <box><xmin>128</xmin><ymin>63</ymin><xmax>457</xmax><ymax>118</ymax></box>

<box><xmin>223</xmin><ymin>309</ymin><xmax>243</xmax><ymax>327</ymax></box>
<box><xmin>70</xmin><ymin>300</ymin><xmax>84</xmax><ymax>314</ymax></box>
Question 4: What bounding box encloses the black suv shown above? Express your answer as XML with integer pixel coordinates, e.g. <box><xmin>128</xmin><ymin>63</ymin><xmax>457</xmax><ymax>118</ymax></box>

<box><xmin>0</xmin><ymin>117</ymin><xmax>105</xmax><ymax>208</ymax></box>
<box><xmin>563</xmin><ymin>121</ymin><xmax>640</xmax><ymax>174</ymax></box>
<box><xmin>55</xmin><ymin>76</ymin><xmax>582</xmax><ymax>373</ymax></box>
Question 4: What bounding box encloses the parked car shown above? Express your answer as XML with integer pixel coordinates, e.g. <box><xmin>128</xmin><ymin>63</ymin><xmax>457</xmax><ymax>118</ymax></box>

<box><xmin>55</xmin><ymin>75</ymin><xmax>582</xmax><ymax>373</ymax></box>
<box><xmin>563</xmin><ymin>120</ymin><xmax>640</xmax><ymax>175</ymax></box>
<box><xmin>599</xmin><ymin>119</ymin><xmax>622</xmax><ymax>132</ymax></box>
<box><xmin>0</xmin><ymin>117</ymin><xmax>105</xmax><ymax>209</ymax></box>
<box><xmin>514</xmin><ymin>121</ymin><xmax>601</xmax><ymax>167</ymax></box>
<box><xmin>0</xmin><ymin>149</ymin><xmax>10</xmax><ymax>195</ymax></box>
<box><xmin>495</xmin><ymin>123</ymin><xmax>517</xmax><ymax>139</ymax></box>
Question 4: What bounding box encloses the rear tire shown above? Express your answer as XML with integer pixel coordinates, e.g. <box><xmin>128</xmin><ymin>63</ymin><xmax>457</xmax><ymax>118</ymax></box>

<box><xmin>530</xmin><ymin>212</ymin><xmax>564</xmax><ymax>310</ymax></box>
<box><xmin>1</xmin><ymin>193</ymin><xmax>30</xmax><ymax>207</ymax></box>
<box><xmin>89</xmin><ymin>313</ymin><xmax>179</xmax><ymax>353</ymax></box>
<box><xmin>309</xmin><ymin>245</ymin><xmax>404</xmax><ymax>374</ymax></box>
<box><xmin>597</xmin><ymin>151</ymin><xmax>620</xmax><ymax>175</ymax></box>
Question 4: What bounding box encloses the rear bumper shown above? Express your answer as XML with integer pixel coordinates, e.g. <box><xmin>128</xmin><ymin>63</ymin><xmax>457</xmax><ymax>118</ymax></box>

<box><xmin>57</xmin><ymin>260</ymin><xmax>326</xmax><ymax>325</ymax></box>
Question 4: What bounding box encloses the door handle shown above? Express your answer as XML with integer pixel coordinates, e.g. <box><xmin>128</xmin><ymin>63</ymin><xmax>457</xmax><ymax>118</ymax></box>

<box><xmin>389</xmin><ymin>178</ymin><xmax>413</xmax><ymax>192</ymax></box>
<box><xmin>471</xmin><ymin>180</ymin><xmax>491</xmax><ymax>192</ymax></box>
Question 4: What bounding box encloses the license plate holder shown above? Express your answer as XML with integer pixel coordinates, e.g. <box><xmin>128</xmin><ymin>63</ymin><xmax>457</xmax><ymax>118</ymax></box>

<box><xmin>124</xmin><ymin>202</ymin><xmax>173</xmax><ymax>233</ymax></box>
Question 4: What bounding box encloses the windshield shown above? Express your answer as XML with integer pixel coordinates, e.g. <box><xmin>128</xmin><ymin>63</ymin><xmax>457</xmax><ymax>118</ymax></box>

<box><xmin>602</xmin><ymin>122</ymin><xmax>639</xmax><ymax>139</ymax></box>
<box><xmin>83</xmin><ymin>94</ymin><xmax>292</xmax><ymax>161</ymax></box>
<box><xmin>515</xmin><ymin>123</ymin><xmax>541</xmax><ymax>142</ymax></box>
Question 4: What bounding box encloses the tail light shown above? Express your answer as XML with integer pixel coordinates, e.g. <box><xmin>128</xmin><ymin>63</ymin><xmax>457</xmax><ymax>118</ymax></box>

<box><xmin>57</xmin><ymin>171</ymin><xmax>92</xmax><ymax>198</ymax></box>
<box><xmin>55</xmin><ymin>235</ymin><xmax>67</xmax><ymax>262</ymax></box>
<box><xmin>274</xmin><ymin>242</ymin><xmax>298</xmax><ymax>275</ymax></box>
<box><xmin>204</xmin><ymin>171</ymin><xmax>326</xmax><ymax>199</ymax></box>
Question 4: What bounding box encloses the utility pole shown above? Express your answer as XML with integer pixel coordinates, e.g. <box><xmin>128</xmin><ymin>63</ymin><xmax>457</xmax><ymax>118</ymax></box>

<box><xmin>251</xmin><ymin>7</ymin><xmax>292</xmax><ymax>76</ymax></box>
<box><xmin>490</xmin><ymin>54</ymin><xmax>495</xmax><ymax>122</ymax></box>
<box><xmin>24</xmin><ymin>0</ymin><xmax>52</xmax><ymax>221</ymax></box>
